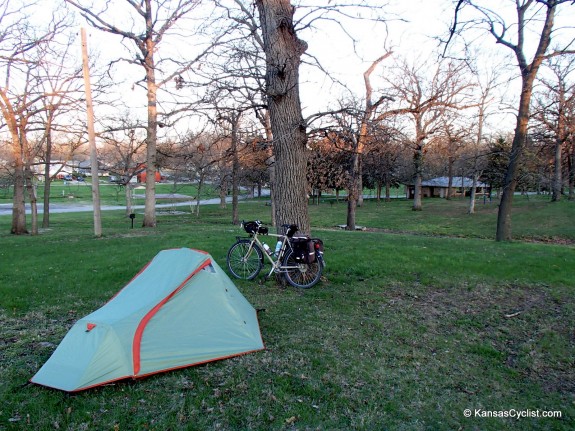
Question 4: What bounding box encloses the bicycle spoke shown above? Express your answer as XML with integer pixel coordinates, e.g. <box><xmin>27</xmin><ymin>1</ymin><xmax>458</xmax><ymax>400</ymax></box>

<box><xmin>282</xmin><ymin>249</ymin><xmax>322</xmax><ymax>289</ymax></box>
<box><xmin>226</xmin><ymin>240</ymin><xmax>263</xmax><ymax>280</ymax></box>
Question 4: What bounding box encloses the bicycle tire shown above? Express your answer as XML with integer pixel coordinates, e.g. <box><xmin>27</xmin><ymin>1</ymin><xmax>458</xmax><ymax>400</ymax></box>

<box><xmin>282</xmin><ymin>249</ymin><xmax>323</xmax><ymax>289</ymax></box>
<box><xmin>227</xmin><ymin>239</ymin><xmax>263</xmax><ymax>280</ymax></box>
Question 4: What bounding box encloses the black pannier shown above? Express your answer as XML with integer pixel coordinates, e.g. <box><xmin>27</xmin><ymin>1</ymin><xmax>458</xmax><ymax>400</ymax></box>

<box><xmin>291</xmin><ymin>237</ymin><xmax>316</xmax><ymax>264</ymax></box>
<box><xmin>243</xmin><ymin>221</ymin><xmax>268</xmax><ymax>235</ymax></box>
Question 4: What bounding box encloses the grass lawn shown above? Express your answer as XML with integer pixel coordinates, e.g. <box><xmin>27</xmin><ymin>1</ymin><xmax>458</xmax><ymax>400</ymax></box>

<box><xmin>0</xmin><ymin>181</ymin><xmax>228</xmax><ymax>207</ymax></box>
<box><xmin>0</xmin><ymin>196</ymin><xmax>573</xmax><ymax>430</ymax></box>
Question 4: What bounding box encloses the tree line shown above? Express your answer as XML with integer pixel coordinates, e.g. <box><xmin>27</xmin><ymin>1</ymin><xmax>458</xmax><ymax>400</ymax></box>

<box><xmin>0</xmin><ymin>0</ymin><xmax>574</xmax><ymax>239</ymax></box>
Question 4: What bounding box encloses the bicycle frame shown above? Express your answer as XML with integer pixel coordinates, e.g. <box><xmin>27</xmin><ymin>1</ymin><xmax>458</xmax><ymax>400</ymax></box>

<box><xmin>239</xmin><ymin>231</ymin><xmax>301</xmax><ymax>279</ymax></box>
<box><xmin>227</xmin><ymin>220</ymin><xmax>324</xmax><ymax>288</ymax></box>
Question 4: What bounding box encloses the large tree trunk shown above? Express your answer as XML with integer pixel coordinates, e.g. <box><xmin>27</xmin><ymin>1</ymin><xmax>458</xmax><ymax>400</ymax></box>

<box><xmin>41</xmin><ymin>174</ymin><xmax>51</xmax><ymax>228</ymax></box>
<box><xmin>551</xmin><ymin>139</ymin><xmax>563</xmax><ymax>201</ymax></box>
<box><xmin>231</xmin><ymin>115</ymin><xmax>240</xmax><ymax>225</ymax></box>
<box><xmin>256</xmin><ymin>0</ymin><xmax>310</xmax><ymax>234</ymax></box>
<box><xmin>568</xmin><ymin>143</ymin><xmax>575</xmax><ymax>200</ymax></box>
<box><xmin>42</xmin><ymin>121</ymin><xmax>53</xmax><ymax>228</ymax></box>
<box><xmin>125</xmin><ymin>183</ymin><xmax>133</xmax><ymax>216</ymax></box>
<box><xmin>447</xmin><ymin>156</ymin><xmax>454</xmax><ymax>200</ymax></box>
<box><xmin>357</xmin><ymin>169</ymin><xmax>364</xmax><ymax>207</ymax></box>
<box><xmin>11</xmin><ymin>126</ymin><xmax>27</xmax><ymax>234</ymax></box>
<box><xmin>495</xmin><ymin>1</ymin><xmax>557</xmax><ymax>241</ymax></box>
<box><xmin>219</xmin><ymin>176</ymin><xmax>228</xmax><ymax>209</ymax></box>
<box><xmin>263</xmin><ymin>112</ymin><xmax>276</xmax><ymax>226</ymax></box>
<box><xmin>195</xmin><ymin>173</ymin><xmax>204</xmax><ymax>218</ymax></box>
<box><xmin>11</xmin><ymin>162</ymin><xmax>27</xmax><ymax>234</ymax></box>
<box><xmin>346</xmin><ymin>143</ymin><xmax>360</xmax><ymax>229</ymax></box>
<box><xmin>25</xmin><ymin>166</ymin><xmax>38</xmax><ymax>235</ymax></box>
<box><xmin>496</xmin><ymin>79</ymin><xmax>535</xmax><ymax>240</ymax></box>
<box><xmin>468</xmin><ymin>172</ymin><xmax>479</xmax><ymax>214</ymax></box>
<box><xmin>346</xmin><ymin>53</ymin><xmax>391</xmax><ymax>228</ymax></box>
<box><xmin>412</xmin><ymin>144</ymin><xmax>424</xmax><ymax>211</ymax></box>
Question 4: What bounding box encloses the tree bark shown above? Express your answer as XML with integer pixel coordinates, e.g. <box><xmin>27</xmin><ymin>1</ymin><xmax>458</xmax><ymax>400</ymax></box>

<box><xmin>25</xmin><ymin>166</ymin><xmax>38</xmax><ymax>235</ymax></box>
<box><xmin>412</xmin><ymin>143</ymin><xmax>424</xmax><ymax>211</ymax></box>
<box><xmin>256</xmin><ymin>0</ymin><xmax>310</xmax><ymax>234</ymax></box>
<box><xmin>497</xmin><ymin>76</ymin><xmax>537</xmax><ymax>240</ymax></box>
<box><xmin>263</xmin><ymin>111</ymin><xmax>276</xmax><ymax>226</ymax></box>
<box><xmin>495</xmin><ymin>1</ymin><xmax>558</xmax><ymax>241</ymax></box>
<box><xmin>447</xmin><ymin>156</ymin><xmax>454</xmax><ymax>200</ymax></box>
<box><xmin>11</xmin><ymin>160</ymin><xmax>27</xmax><ymax>235</ymax></box>
<box><xmin>568</xmin><ymin>144</ymin><xmax>575</xmax><ymax>200</ymax></box>
<box><xmin>231</xmin><ymin>114</ymin><xmax>240</xmax><ymax>225</ymax></box>
<box><xmin>8</xmin><ymin>116</ymin><xmax>28</xmax><ymax>234</ymax></box>
<box><xmin>219</xmin><ymin>176</ymin><xmax>228</xmax><ymax>209</ymax></box>
<box><xmin>551</xmin><ymin>138</ymin><xmax>563</xmax><ymax>201</ymax></box>
<box><xmin>195</xmin><ymin>172</ymin><xmax>204</xmax><ymax>217</ymax></box>
<box><xmin>346</xmin><ymin>134</ymin><xmax>361</xmax><ymax>229</ymax></box>
<box><xmin>125</xmin><ymin>183</ymin><xmax>133</xmax><ymax>216</ymax></box>
<box><xmin>347</xmin><ymin>53</ymin><xmax>392</xmax><ymax>229</ymax></box>
<box><xmin>468</xmin><ymin>173</ymin><xmax>478</xmax><ymax>214</ymax></box>
<box><xmin>42</xmin><ymin>111</ymin><xmax>54</xmax><ymax>229</ymax></box>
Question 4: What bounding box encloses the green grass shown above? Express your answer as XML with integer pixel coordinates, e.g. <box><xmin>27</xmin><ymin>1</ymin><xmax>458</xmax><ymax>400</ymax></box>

<box><xmin>0</xmin><ymin>181</ymin><xmax>227</xmax><ymax>206</ymax></box>
<box><xmin>0</xmin><ymin>196</ymin><xmax>574</xmax><ymax>430</ymax></box>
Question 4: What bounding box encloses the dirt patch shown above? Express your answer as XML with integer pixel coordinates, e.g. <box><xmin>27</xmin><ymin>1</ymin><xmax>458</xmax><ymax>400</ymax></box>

<box><xmin>400</xmin><ymin>282</ymin><xmax>575</xmax><ymax>394</ymax></box>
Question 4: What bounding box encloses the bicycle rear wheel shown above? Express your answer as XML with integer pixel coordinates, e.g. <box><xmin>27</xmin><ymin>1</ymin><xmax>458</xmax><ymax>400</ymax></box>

<box><xmin>227</xmin><ymin>239</ymin><xmax>263</xmax><ymax>280</ymax></box>
<box><xmin>282</xmin><ymin>249</ymin><xmax>323</xmax><ymax>289</ymax></box>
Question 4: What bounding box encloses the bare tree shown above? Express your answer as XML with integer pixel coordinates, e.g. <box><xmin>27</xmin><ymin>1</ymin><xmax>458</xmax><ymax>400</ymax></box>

<box><xmin>65</xmin><ymin>0</ymin><xmax>215</xmax><ymax>227</ymax></box>
<box><xmin>361</xmin><ymin>125</ymin><xmax>404</xmax><ymax>202</ymax></box>
<box><xmin>382</xmin><ymin>56</ymin><xmax>476</xmax><ymax>211</ymax></box>
<box><xmin>35</xmin><ymin>36</ymin><xmax>85</xmax><ymax>229</ymax></box>
<box><xmin>467</xmin><ymin>65</ymin><xmax>499</xmax><ymax>214</ymax></box>
<box><xmin>533</xmin><ymin>57</ymin><xmax>575</xmax><ymax>201</ymax></box>
<box><xmin>254</xmin><ymin>0</ymin><xmax>311</xmax><ymax>233</ymax></box>
<box><xmin>345</xmin><ymin>53</ymin><xmax>393</xmax><ymax>229</ymax></box>
<box><xmin>448</xmin><ymin>0</ymin><xmax>575</xmax><ymax>240</ymax></box>
<box><xmin>99</xmin><ymin>117</ymin><xmax>147</xmax><ymax>216</ymax></box>
<box><xmin>307</xmin><ymin>133</ymin><xmax>350</xmax><ymax>203</ymax></box>
<box><xmin>436</xmin><ymin>120</ymin><xmax>468</xmax><ymax>200</ymax></box>
<box><xmin>208</xmin><ymin>0</ymin><xmax>392</xmax><ymax>234</ymax></box>
<box><xmin>0</xmin><ymin>1</ymin><xmax>69</xmax><ymax>234</ymax></box>
<box><xmin>214</xmin><ymin>110</ymin><xmax>243</xmax><ymax>224</ymax></box>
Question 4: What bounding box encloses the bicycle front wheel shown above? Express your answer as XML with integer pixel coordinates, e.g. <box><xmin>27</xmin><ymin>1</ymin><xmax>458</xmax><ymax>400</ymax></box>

<box><xmin>282</xmin><ymin>249</ymin><xmax>323</xmax><ymax>289</ymax></box>
<box><xmin>227</xmin><ymin>239</ymin><xmax>263</xmax><ymax>280</ymax></box>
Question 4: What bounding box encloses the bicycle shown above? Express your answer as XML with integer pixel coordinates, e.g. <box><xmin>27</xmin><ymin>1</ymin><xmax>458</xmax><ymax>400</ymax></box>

<box><xmin>226</xmin><ymin>220</ymin><xmax>325</xmax><ymax>289</ymax></box>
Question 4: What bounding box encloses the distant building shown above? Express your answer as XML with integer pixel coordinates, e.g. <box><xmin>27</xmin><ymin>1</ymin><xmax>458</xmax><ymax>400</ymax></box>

<box><xmin>32</xmin><ymin>159</ymin><xmax>95</xmax><ymax>180</ymax></box>
<box><xmin>137</xmin><ymin>167</ymin><xmax>163</xmax><ymax>183</ymax></box>
<box><xmin>405</xmin><ymin>176</ymin><xmax>488</xmax><ymax>199</ymax></box>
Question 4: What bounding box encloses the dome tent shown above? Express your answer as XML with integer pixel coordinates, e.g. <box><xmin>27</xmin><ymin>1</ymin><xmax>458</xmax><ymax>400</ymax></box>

<box><xmin>31</xmin><ymin>248</ymin><xmax>264</xmax><ymax>392</ymax></box>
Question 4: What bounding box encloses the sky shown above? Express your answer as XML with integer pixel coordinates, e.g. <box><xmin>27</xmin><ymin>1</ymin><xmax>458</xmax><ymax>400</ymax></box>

<box><xmin>296</xmin><ymin>0</ymin><xmax>575</xmax><ymax>133</ymax></box>
<box><xmin>75</xmin><ymin>0</ymin><xmax>459</xmax><ymax>118</ymax></box>
<box><xmin>21</xmin><ymin>0</ymin><xmax>575</xmax><ymax>138</ymax></box>
<box><xmin>298</xmin><ymin>0</ymin><xmax>454</xmax><ymax>111</ymax></box>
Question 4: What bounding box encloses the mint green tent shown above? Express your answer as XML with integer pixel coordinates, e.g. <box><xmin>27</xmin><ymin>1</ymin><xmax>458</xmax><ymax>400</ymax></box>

<box><xmin>31</xmin><ymin>248</ymin><xmax>264</xmax><ymax>392</ymax></box>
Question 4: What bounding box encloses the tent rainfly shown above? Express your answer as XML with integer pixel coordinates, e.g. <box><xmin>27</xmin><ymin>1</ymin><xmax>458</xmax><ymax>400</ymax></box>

<box><xmin>31</xmin><ymin>248</ymin><xmax>264</xmax><ymax>392</ymax></box>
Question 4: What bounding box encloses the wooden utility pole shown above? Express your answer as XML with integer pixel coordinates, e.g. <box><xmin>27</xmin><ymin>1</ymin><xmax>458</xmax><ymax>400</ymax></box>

<box><xmin>81</xmin><ymin>27</ymin><xmax>102</xmax><ymax>237</ymax></box>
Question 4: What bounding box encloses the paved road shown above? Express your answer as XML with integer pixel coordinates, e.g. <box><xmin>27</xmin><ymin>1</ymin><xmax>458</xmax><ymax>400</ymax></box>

<box><xmin>0</xmin><ymin>196</ymin><xmax>239</xmax><ymax>216</ymax></box>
